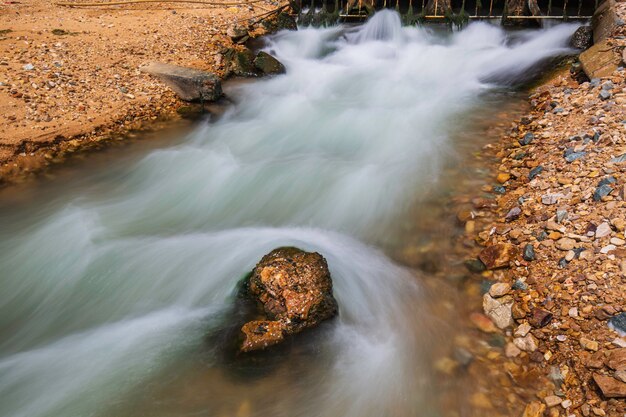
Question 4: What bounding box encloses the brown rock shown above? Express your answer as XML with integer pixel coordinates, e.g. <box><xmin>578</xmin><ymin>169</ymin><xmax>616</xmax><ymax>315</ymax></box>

<box><xmin>607</xmin><ymin>348</ymin><xmax>626</xmax><ymax>371</ymax></box>
<box><xmin>529</xmin><ymin>307</ymin><xmax>553</xmax><ymax>328</ymax></box>
<box><xmin>240</xmin><ymin>247</ymin><xmax>338</xmax><ymax>352</ymax></box>
<box><xmin>478</xmin><ymin>244</ymin><xmax>517</xmax><ymax>269</ymax></box>
<box><xmin>470</xmin><ymin>312</ymin><xmax>498</xmax><ymax>333</ymax></box>
<box><xmin>522</xmin><ymin>401</ymin><xmax>546</xmax><ymax>417</ymax></box>
<box><xmin>587</xmin><ymin>350</ymin><xmax>606</xmax><ymax>369</ymax></box>
<box><xmin>581</xmin><ymin>337</ymin><xmax>599</xmax><ymax>352</ymax></box>
<box><xmin>240</xmin><ymin>320</ymin><xmax>284</xmax><ymax>352</ymax></box>
<box><xmin>579</xmin><ymin>40</ymin><xmax>621</xmax><ymax>79</ymax></box>
<box><xmin>556</xmin><ymin>237</ymin><xmax>576</xmax><ymax>251</ymax></box>
<box><xmin>593</xmin><ymin>373</ymin><xmax>626</xmax><ymax>398</ymax></box>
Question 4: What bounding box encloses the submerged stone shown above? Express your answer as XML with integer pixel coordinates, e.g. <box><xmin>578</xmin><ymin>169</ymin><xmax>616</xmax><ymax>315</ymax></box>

<box><xmin>464</xmin><ymin>258</ymin><xmax>486</xmax><ymax>273</ymax></box>
<box><xmin>493</xmin><ymin>185</ymin><xmax>506</xmax><ymax>194</ymax></box>
<box><xmin>478</xmin><ymin>243</ymin><xmax>517</xmax><ymax>270</ymax></box>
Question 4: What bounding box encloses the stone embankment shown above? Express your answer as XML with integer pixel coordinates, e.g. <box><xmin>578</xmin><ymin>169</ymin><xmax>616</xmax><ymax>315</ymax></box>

<box><xmin>0</xmin><ymin>0</ymin><xmax>291</xmax><ymax>185</ymax></box>
<box><xmin>446</xmin><ymin>2</ymin><xmax>626</xmax><ymax>416</ymax></box>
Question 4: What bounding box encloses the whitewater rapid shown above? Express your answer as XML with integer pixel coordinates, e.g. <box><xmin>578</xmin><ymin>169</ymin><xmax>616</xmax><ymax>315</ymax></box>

<box><xmin>0</xmin><ymin>12</ymin><xmax>577</xmax><ymax>417</ymax></box>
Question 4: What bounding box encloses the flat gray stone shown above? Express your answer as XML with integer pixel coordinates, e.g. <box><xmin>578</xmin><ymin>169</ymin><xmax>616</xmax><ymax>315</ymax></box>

<box><xmin>141</xmin><ymin>62</ymin><xmax>222</xmax><ymax>102</ymax></box>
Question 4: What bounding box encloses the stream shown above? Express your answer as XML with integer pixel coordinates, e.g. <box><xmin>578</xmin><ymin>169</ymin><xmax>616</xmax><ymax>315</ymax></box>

<box><xmin>0</xmin><ymin>11</ymin><xmax>578</xmax><ymax>417</ymax></box>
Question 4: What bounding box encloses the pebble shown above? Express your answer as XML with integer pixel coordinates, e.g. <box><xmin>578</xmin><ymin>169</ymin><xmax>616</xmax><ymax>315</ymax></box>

<box><xmin>610</xmin><ymin>237</ymin><xmax>625</xmax><ymax>245</ymax></box>
<box><xmin>489</xmin><ymin>282</ymin><xmax>511</xmax><ymax>298</ymax></box>
<box><xmin>496</xmin><ymin>172</ymin><xmax>511</xmax><ymax>183</ymax></box>
<box><xmin>519</xmin><ymin>132</ymin><xmax>534</xmax><ymax>146</ymax></box>
<box><xmin>561</xmin><ymin>399</ymin><xmax>572</xmax><ymax>409</ymax></box>
<box><xmin>514</xmin><ymin>334</ymin><xmax>538</xmax><ymax>352</ymax></box>
<box><xmin>512</xmin><ymin>279</ymin><xmax>528</xmax><ymax>291</ymax></box>
<box><xmin>593</xmin><ymin>184</ymin><xmax>613</xmax><ymax>201</ymax></box>
<box><xmin>599</xmin><ymin>90</ymin><xmax>612</xmax><ymax>100</ymax></box>
<box><xmin>600</xmin><ymin>244</ymin><xmax>616</xmax><ymax>254</ymax></box>
<box><xmin>523</xmin><ymin>244</ymin><xmax>536</xmax><ymax>261</ymax></box>
<box><xmin>608</xmin><ymin>313</ymin><xmax>626</xmax><ymax>336</ymax></box>
<box><xmin>556</xmin><ymin>237</ymin><xmax>576</xmax><ymax>250</ymax></box>
<box><xmin>580</xmin><ymin>337</ymin><xmax>599</xmax><ymax>351</ymax></box>
<box><xmin>542</xmin><ymin>193</ymin><xmax>564</xmax><ymax>205</ymax></box>
<box><xmin>23</xmin><ymin>63</ymin><xmax>34</xmax><ymax>70</ymax></box>
<box><xmin>595</xmin><ymin>222</ymin><xmax>612</xmax><ymax>238</ymax></box>
<box><xmin>529</xmin><ymin>165</ymin><xmax>543</xmax><ymax>180</ymax></box>
<box><xmin>483</xmin><ymin>294</ymin><xmax>513</xmax><ymax>329</ymax></box>
<box><xmin>565</xmin><ymin>151</ymin><xmax>586</xmax><ymax>163</ymax></box>
<box><xmin>544</xmin><ymin>395</ymin><xmax>562</xmax><ymax>407</ymax></box>
<box><xmin>515</xmin><ymin>323</ymin><xmax>532</xmax><ymax>337</ymax></box>
<box><xmin>505</xmin><ymin>206</ymin><xmax>521</xmax><ymax>222</ymax></box>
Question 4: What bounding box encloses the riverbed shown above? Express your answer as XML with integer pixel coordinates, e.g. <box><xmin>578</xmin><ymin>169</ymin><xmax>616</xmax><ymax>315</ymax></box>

<box><xmin>0</xmin><ymin>12</ymin><xmax>578</xmax><ymax>417</ymax></box>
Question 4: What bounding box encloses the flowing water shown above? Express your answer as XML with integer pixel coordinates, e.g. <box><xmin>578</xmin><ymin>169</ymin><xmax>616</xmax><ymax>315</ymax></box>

<box><xmin>0</xmin><ymin>12</ymin><xmax>578</xmax><ymax>417</ymax></box>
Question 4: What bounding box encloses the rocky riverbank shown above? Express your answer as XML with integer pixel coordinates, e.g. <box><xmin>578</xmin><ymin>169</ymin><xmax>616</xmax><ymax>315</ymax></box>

<box><xmin>437</xmin><ymin>3</ymin><xmax>626</xmax><ymax>416</ymax></box>
<box><xmin>0</xmin><ymin>0</ymin><xmax>290</xmax><ymax>185</ymax></box>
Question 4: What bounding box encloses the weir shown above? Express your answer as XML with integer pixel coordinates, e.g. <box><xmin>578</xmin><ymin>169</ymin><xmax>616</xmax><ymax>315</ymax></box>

<box><xmin>295</xmin><ymin>0</ymin><xmax>599</xmax><ymax>25</ymax></box>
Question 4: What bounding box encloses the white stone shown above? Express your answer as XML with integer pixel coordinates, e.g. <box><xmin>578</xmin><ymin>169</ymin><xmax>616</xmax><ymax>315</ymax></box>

<box><xmin>514</xmin><ymin>334</ymin><xmax>538</xmax><ymax>352</ymax></box>
<box><xmin>595</xmin><ymin>222</ymin><xmax>612</xmax><ymax>238</ymax></box>
<box><xmin>483</xmin><ymin>294</ymin><xmax>513</xmax><ymax>329</ymax></box>
<box><xmin>515</xmin><ymin>323</ymin><xmax>532</xmax><ymax>337</ymax></box>
<box><xmin>600</xmin><ymin>245</ymin><xmax>616</xmax><ymax>254</ymax></box>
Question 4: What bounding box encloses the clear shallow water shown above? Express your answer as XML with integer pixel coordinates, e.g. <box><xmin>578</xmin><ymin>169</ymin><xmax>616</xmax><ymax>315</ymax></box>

<box><xmin>0</xmin><ymin>12</ymin><xmax>577</xmax><ymax>417</ymax></box>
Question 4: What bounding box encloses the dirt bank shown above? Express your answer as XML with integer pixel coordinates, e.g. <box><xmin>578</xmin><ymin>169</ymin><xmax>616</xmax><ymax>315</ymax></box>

<box><xmin>0</xmin><ymin>0</ymin><xmax>287</xmax><ymax>184</ymax></box>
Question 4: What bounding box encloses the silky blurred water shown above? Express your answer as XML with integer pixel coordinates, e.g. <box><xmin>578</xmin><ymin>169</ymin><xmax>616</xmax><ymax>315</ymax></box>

<box><xmin>0</xmin><ymin>12</ymin><xmax>577</xmax><ymax>417</ymax></box>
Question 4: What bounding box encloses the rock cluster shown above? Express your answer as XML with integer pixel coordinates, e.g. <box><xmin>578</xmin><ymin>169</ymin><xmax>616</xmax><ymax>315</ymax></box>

<box><xmin>239</xmin><ymin>247</ymin><xmax>338</xmax><ymax>352</ymax></box>
<box><xmin>450</xmin><ymin>4</ymin><xmax>626</xmax><ymax>414</ymax></box>
<box><xmin>420</xmin><ymin>3</ymin><xmax>626</xmax><ymax>416</ymax></box>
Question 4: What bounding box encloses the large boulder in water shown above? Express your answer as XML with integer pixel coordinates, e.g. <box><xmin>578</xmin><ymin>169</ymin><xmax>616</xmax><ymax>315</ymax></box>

<box><xmin>239</xmin><ymin>247</ymin><xmax>338</xmax><ymax>352</ymax></box>
<box><xmin>570</xmin><ymin>26</ymin><xmax>593</xmax><ymax>50</ymax></box>
<box><xmin>254</xmin><ymin>51</ymin><xmax>286</xmax><ymax>75</ymax></box>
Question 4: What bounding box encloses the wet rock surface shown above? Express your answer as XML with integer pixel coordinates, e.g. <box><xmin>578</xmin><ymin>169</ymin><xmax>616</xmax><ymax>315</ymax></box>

<box><xmin>254</xmin><ymin>51</ymin><xmax>286</xmax><ymax>75</ymax></box>
<box><xmin>140</xmin><ymin>62</ymin><xmax>222</xmax><ymax>102</ymax></box>
<box><xmin>239</xmin><ymin>247</ymin><xmax>338</xmax><ymax>352</ymax></box>
<box><xmin>570</xmin><ymin>25</ymin><xmax>594</xmax><ymax>50</ymax></box>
